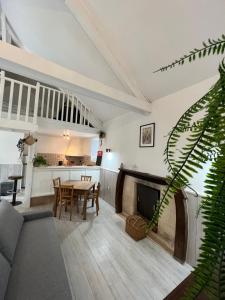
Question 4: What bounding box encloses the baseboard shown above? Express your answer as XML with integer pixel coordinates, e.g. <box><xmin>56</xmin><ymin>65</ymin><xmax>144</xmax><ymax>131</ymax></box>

<box><xmin>31</xmin><ymin>195</ymin><xmax>54</xmax><ymax>207</ymax></box>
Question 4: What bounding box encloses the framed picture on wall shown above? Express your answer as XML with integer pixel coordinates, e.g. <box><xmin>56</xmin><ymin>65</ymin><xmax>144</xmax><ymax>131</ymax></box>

<box><xmin>139</xmin><ymin>123</ymin><xmax>155</xmax><ymax>147</ymax></box>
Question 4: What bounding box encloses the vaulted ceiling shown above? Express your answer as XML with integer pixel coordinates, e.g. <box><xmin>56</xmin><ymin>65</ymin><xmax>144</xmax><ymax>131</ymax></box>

<box><xmin>1</xmin><ymin>0</ymin><xmax>225</xmax><ymax>121</ymax></box>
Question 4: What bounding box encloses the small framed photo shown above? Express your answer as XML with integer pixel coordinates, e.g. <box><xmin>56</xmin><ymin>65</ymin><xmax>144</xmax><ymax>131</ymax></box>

<box><xmin>139</xmin><ymin>123</ymin><xmax>155</xmax><ymax>147</ymax></box>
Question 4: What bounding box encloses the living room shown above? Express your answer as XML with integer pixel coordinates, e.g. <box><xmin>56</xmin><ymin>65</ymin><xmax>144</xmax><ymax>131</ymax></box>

<box><xmin>0</xmin><ymin>1</ymin><xmax>225</xmax><ymax>299</ymax></box>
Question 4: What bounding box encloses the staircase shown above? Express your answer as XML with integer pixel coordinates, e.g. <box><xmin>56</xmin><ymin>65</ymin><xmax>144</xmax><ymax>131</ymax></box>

<box><xmin>0</xmin><ymin>71</ymin><xmax>102</xmax><ymax>132</ymax></box>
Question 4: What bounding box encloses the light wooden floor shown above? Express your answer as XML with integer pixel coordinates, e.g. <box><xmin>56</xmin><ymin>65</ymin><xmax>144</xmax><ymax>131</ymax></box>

<box><xmin>49</xmin><ymin>199</ymin><xmax>191</xmax><ymax>300</ymax></box>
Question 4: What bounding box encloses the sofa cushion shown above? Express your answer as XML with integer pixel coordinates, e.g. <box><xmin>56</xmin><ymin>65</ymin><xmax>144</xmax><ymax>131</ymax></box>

<box><xmin>5</xmin><ymin>217</ymin><xmax>72</xmax><ymax>300</ymax></box>
<box><xmin>0</xmin><ymin>252</ymin><xmax>11</xmax><ymax>300</ymax></box>
<box><xmin>22</xmin><ymin>210</ymin><xmax>53</xmax><ymax>222</ymax></box>
<box><xmin>0</xmin><ymin>200</ymin><xmax>23</xmax><ymax>264</ymax></box>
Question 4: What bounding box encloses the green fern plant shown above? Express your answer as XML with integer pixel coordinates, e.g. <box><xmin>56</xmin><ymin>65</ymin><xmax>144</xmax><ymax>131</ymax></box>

<box><xmin>148</xmin><ymin>35</ymin><xmax>225</xmax><ymax>299</ymax></box>
<box><xmin>154</xmin><ymin>35</ymin><xmax>225</xmax><ymax>72</ymax></box>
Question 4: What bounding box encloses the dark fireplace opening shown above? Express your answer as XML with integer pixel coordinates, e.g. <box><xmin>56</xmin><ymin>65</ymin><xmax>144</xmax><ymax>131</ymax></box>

<box><xmin>137</xmin><ymin>183</ymin><xmax>160</xmax><ymax>221</ymax></box>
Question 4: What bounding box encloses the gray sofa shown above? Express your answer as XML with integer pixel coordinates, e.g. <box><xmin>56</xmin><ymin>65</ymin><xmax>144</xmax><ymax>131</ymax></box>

<box><xmin>0</xmin><ymin>200</ymin><xmax>72</xmax><ymax>300</ymax></box>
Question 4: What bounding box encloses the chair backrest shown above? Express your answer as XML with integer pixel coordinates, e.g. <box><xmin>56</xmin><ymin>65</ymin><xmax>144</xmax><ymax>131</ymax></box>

<box><xmin>81</xmin><ymin>175</ymin><xmax>92</xmax><ymax>181</ymax></box>
<box><xmin>53</xmin><ymin>177</ymin><xmax>61</xmax><ymax>199</ymax></box>
<box><xmin>60</xmin><ymin>185</ymin><xmax>74</xmax><ymax>199</ymax></box>
<box><xmin>53</xmin><ymin>177</ymin><xmax>61</xmax><ymax>188</ymax></box>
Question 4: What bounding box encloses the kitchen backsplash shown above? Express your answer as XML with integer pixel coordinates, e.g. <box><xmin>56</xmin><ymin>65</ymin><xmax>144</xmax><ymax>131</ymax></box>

<box><xmin>37</xmin><ymin>153</ymin><xmax>93</xmax><ymax>166</ymax></box>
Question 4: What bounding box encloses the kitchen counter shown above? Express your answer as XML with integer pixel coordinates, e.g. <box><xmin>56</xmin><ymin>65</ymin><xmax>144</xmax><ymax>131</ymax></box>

<box><xmin>34</xmin><ymin>165</ymin><xmax>100</xmax><ymax>170</ymax></box>
<box><xmin>31</xmin><ymin>165</ymin><xmax>100</xmax><ymax>197</ymax></box>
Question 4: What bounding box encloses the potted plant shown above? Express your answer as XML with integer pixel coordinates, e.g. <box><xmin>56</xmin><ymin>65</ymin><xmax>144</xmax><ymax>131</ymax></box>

<box><xmin>149</xmin><ymin>35</ymin><xmax>225</xmax><ymax>299</ymax></box>
<box><xmin>33</xmin><ymin>155</ymin><xmax>47</xmax><ymax>167</ymax></box>
<box><xmin>17</xmin><ymin>134</ymin><xmax>38</xmax><ymax>158</ymax></box>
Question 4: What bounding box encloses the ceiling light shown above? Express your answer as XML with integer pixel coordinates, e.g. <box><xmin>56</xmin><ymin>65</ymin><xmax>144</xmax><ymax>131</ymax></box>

<box><xmin>63</xmin><ymin>130</ymin><xmax>70</xmax><ymax>140</ymax></box>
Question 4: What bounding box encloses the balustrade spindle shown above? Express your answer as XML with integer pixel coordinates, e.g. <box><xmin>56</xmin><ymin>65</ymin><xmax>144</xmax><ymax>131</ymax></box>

<box><xmin>66</xmin><ymin>92</ymin><xmax>69</xmax><ymax>122</ymax></box>
<box><xmin>84</xmin><ymin>107</ymin><xmax>87</xmax><ymax>125</ymax></box>
<box><xmin>51</xmin><ymin>90</ymin><xmax>56</xmax><ymax>119</ymax></box>
<box><xmin>0</xmin><ymin>71</ymin><xmax>5</xmax><ymax>119</ymax></box>
<box><xmin>61</xmin><ymin>93</ymin><xmax>65</xmax><ymax>121</ymax></box>
<box><xmin>46</xmin><ymin>89</ymin><xmax>50</xmax><ymax>118</ymax></box>
<box><xmin>8</xmin><ymin>81</ymin><xmax>14</xmax><ymax>120</ymax></box>
<box><xmin>25</xmin><ymin>86</ymin><xmax>31</xmax><ymax>122</ymax></box>
<box><xmin>87</xmin><ymin>109</ymin><xmax>90</xmax><ymax>127</ymax></box>
<box><xmin>80</xmin><ymin>103</ymin><xmax>83</xmax><ymax>125</ymax></box>
<box><xmin>82</xmin><ymin>105</ymin><xmax>85</xmax><ymax>125</ymax></box>
<box><xmin>70</xmin><ymin>95</ymin><xmax>74</xmax><ymax>123</ymax></box>
<box><xmin>75</xmin><ymin>98</ymin><xmax>78</xmax><ymax>124</ymax></box>
<box><xmin>41</xmin><ymin>87</ymin><xmax>45</xmax><ymax>118</ymax></box>
<box><xmin>86</xmin><ymin>108</ymin><xmax>88</xmax><ymax>125</ymax></box>
<box><xmin>56</xmin><ymin>91</ymin><xmax>60</xmax><ymax>121</ymax></box>
<box><xmin>16</xmin><ymin>83</ymin><xmax>23</xmax><ymax>120</ymax></box>
<box><xmin>33</xmin><ymin>82</ymin><xmax>40</xmax><ymax>124</ymax></box>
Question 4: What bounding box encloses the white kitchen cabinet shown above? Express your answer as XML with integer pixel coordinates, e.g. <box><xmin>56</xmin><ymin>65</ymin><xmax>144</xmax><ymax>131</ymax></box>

<box><xmin>32</xmin><ymin>168</ymin><xmax>52</xmax><ymax>197</ymax></box>
<box><xmin>31</xmin><ymin>166</ymin><xmax>100</xmax><ymax>197</ymax></box>
<box><xmin>69</xmin><ymin>169</ymin><xmax>85</xmax><ymax>180</ymax></box>
<box><xmin>85</xmin><ymin>169</ymin><xmax>100</xmax><ymax>183</ymax></box>
<box><xmin>52</xmin><ymin>170</ymin><xmax>70</xmax><ymax>182</ymax></box>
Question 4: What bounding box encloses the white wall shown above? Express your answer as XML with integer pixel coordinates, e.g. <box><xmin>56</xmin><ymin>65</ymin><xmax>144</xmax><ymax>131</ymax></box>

<box><xmin>102</xmin><ymin>76</ymin><xmax>218</xmax><ymax>195</ymax></box>
<box><xmin>36</xmin><ymin>133</ymin><xmax>93</xmax><ymax>156</ymax></box>
<box><xmin>90</xmin><ymin>138</ymin><xmax>99</xmax><ymax>161</ymax></box>
<box><xmin>36</xmin><ymin>134</ymin><xmax>70</xmax><ymax>154</ymax></box>
<box><xmin>0</xmin><ymin>130</ymin><xmax>23</xmax><ymax>164</ymax></box>
<box><xmin>66</xmin><ymin>137</ymin><xmax>91</xmax><ymax>156</ymax></box>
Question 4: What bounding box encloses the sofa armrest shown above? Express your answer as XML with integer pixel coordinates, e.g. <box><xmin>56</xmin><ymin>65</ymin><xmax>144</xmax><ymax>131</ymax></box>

<box><xmin>22</xmin><ymin>210</ymin><xmax>53</xmax><ymax>222</ymax></box>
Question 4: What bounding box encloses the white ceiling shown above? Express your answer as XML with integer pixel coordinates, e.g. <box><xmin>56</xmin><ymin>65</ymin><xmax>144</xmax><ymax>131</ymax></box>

<box><xmin>1</xmin><ymin>0</ymin><xmax>128</xmax><ymax>93</ymax></box>
<box><xmin>1</xmin><ymin>0</ymin><xmax>225</xmax><ymax>120</ymax></box>
<box><xmin>79</xmin><ymin>95</ymin><xmax>128</xmax><ymax>122</ymax></box>
<box><xmin>84</xmin><ymin>0</ymin><xmax>225</xmax><ymax>100</ymax></box>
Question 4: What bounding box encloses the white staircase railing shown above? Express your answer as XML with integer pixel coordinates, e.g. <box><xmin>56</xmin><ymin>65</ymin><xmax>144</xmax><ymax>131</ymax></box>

<box><xmin>38</xmin><ymin>85</ymin><xmax>92</xmax><ymax>126</ymax></box>
<box><xmin>0</xmin><ymin>71</ymin><xmax>101</xmax><ymax>129</ymax></box>
<box><xmin>0</xmin><ymin>71</ymin><xmax>39</xmax><ymax>125</ymax></box>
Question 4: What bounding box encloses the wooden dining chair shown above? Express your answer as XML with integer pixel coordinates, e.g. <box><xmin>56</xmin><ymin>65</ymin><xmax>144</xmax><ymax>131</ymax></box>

<box><xmin>80</xmin><ymin>176</ymin><xmax>92</xmax><ymax>203</ymax></box>
<box><xmin>87</xmin><ymin>182</ymin><xmax>100</xmax><ymax>216</ymax></box>
<box><xmin>81</xmin><ymin>175</ymin><xmax>92</xmax><ymax>181</ymax></box>
<box><xmin>58</xmin><ymin>185</ymin><xmax>75</xmax><ymax>221</ymax></box>
<box><xmin>53</xmin><ymin>177</ymin><xmax>61</xmax><ymax>213</ymax></box>
<box><xmin>53</xmin><ymin>178</ymin><xmax>79</xmax><ymax>220</ymax></box>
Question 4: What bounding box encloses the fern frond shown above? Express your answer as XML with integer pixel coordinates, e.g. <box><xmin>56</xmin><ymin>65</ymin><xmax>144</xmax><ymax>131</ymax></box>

<box><xmin>148</xmin><ymin>60</ymin><xmax>225</xmax><ymax>298</ymax></box>
<box><xmin>166</xmin><ymin>80</ymin><xmax>221</xmax><ymax>176</ymax></box>
<box><xmin>154</xmin><ymin>34</ymin><xmax>225</xmax><ymax>73</ymax></box>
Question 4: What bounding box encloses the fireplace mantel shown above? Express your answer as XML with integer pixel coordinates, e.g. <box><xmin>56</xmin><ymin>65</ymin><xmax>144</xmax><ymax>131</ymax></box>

<box><xmin>115</xmin><ymin>167</ymin><xmax>188</xmax><ymax>263</ymax></box>
<box><xmin>115</xmin><ymin>168</ymin><xmax>167</xmax><ymax>213</ymax></box>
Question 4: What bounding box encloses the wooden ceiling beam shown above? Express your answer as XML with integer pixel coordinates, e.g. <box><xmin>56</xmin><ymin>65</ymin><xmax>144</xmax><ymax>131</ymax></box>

<box><xmin>65</xmin><ymin>0</ymin><xmax>148</xmax><ymax>102</ymax></box>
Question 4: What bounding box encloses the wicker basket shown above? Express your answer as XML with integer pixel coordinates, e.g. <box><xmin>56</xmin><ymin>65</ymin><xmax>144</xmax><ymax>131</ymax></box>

<box><xmin>125</xmin><ymin>215</ymin><xmax>147</xmax><ymax>241</ymax></box>
<box><xmin>24</xmin><ymin>135</ymin><xmax>37</xmax><ymax>146</ymax></box>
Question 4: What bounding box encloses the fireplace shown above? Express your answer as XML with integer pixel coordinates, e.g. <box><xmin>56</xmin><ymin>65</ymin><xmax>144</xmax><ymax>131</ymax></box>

<box><xmin>115</xmin><ymin>167</ymin><xmax>188</xmax><ymax>263</ymax></box>
<box><xmin>137</xmin><ymin>183</ymin><xmax>160</xmax><ymax>221</ymax></box>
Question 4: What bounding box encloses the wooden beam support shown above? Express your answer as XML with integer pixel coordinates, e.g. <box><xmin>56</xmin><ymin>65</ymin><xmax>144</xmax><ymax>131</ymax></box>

<box><xmin>0</xmin><ymin>11</ymin><xmax>6</xmax><ymax>42</ymax></box>
<box><xmin>65</xmin><ymin>0</ymin><xmax>148</xmax><ymax>102</ymax></box>
<box><xmin>0</xmin><ymin>42</ymin><xmax>151</xmax><ymax>114</ymax></box>
<box><xmin>164</xmin><ymin>273</ymin><xmax>208</xmax><ymax>299</ymax></box>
